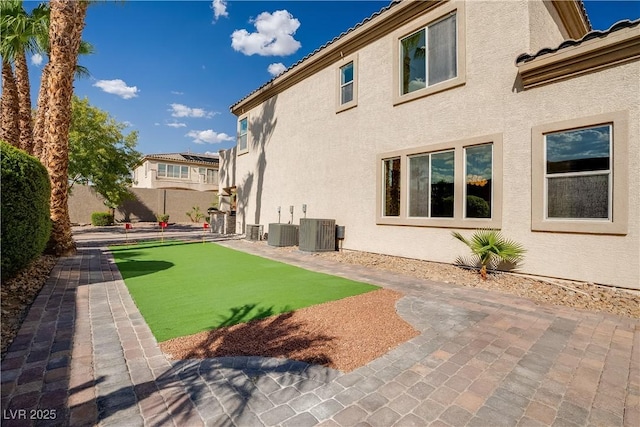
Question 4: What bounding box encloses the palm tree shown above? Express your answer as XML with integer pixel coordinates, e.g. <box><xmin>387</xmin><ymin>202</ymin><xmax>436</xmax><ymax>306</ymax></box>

<box><xmin>0</xmin><ymin>1</ymin><xmax>24</xmax><ymax>147</ymax></box>
<box><xmin>44</xmin><ymin>0</ymin><xmax>88</xmax><ymax>256</ymax></box>
<box><xmin>33</xmin><ymin>19</ymin><xmax>93</xmax><ymax>163</ymax></box>
<box><xmin>452</xmin><ymin>229</ymin><xmax>526</xmax><ymax>280</ymax></box>
<box><xmin>0</xmin><ymin>0</ymin><xmax>47</xmax><ymax>153</ymax></box>
<box><xmin>0</xmin><ymin>60</ymin><xmax>19</xmax><ymax>146</ymax></box>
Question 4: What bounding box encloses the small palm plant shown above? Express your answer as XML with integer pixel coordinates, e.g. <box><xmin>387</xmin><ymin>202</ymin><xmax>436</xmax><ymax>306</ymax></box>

<box><xmin>451</xmin><ymin>229</ymin><xmax>525</xmax><ymax>280</ymax></box>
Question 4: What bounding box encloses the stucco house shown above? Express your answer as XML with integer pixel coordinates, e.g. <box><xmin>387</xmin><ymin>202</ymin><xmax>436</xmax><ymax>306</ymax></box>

<box><xmin>219</xmin><ymin>0</ymin><xmax>639</xmax><ymax>289</ymax></box>
<box><xmin>133</xmin><ymin>153</ymin><xmax>219</xmax><ymax>192</ymax></box>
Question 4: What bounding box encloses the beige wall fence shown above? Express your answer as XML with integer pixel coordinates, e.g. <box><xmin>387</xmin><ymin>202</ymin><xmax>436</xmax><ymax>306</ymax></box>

<box><xmin>69</xmin><ymin>185</ymin><xmax>218</xmax><ymax>224</ymax></box>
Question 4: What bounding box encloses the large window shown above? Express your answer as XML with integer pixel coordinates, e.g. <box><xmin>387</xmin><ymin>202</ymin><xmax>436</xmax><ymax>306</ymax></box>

<box><xmin>238</xmin><ymin>117</ymin><xmax>248</xmax><ymax>152</ymax></box>
<box><xmin>400</xmin><ymin>13</ymin><xmax>457</xmax><ymax>95</ymax></box>
<box><xmin>393</xmin><ymin>4</ymin><xmax>465</xmax><ymax>106</ymax></box>
<box><xmin>408</xmin><ymin>151</ymin><xmax>454</xmax><ymax>218</ymax></box>
<box><xmin>545</xmin><ymin>125</ymin><xmax>610</xmax><ymax>219</ymax></box>
<box><xmin>378</xmin><ymin>134</ymin><xmax>502</xmax><ymax>228</ymax></box>
<box><xmin>157</xmin><ymin>163</ymin><xmax>189</xmax><ymax>179</ymax></box>
<box><xmin>532</xmin><ymin>112</ymin><xmax>628</xmax><ymax>235</ymax></box>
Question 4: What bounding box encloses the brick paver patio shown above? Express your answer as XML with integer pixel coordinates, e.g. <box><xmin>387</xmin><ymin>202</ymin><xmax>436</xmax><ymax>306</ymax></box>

<box><xmin>1</xmin><ymin>227</ymin><xmax>638</xmax><ymax>426</ymax></box>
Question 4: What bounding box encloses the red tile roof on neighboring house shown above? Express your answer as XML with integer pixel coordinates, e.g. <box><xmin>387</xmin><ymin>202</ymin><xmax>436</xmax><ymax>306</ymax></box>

<box><xmin>143</xmin><ymin>153</ymin><xmax>219</xmax><ymax>166</ymax></box>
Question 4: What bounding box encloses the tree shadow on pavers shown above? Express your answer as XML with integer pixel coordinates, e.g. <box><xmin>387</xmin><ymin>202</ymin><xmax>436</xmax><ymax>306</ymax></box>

<box><xmin>82</xmin><ymin>306</ymin><xmax>340</xmax><ymax>426</ymax></box>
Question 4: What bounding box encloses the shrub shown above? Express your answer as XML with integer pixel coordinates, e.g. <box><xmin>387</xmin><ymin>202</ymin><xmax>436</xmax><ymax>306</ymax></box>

<box><xmin>466</xmin><ymin>195</ymin><xmax>490</xmax><ymax>218</ymax></box>
<box><xmin>91</xmin><ymin>212</ymin><xmax>114</xmax><ymax>226</ymax></box>
<box><xmin>1</xmin><ymin>141</ymin><xmax>52</xmax><ymax>280</ymax></box>
<box><xmin>156</xmin><ymin>213</ymin><xmax>169</xmax><ymax>223</ymax></box>
<box><xmin>452</xmin><ymin>229</ymin><xmax>525</xmax><ymax>280</ymax></box>
<box><xmin>186</xmin><ymin>206</ymin><xmax>205</xmax><ymax>223</ymax></box>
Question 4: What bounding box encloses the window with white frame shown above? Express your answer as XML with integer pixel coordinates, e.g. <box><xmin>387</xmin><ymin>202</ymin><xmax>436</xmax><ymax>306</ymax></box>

<box><xmin>340</xmin><ymin>62</ymin><xmax>354</xmax><ymax>105</ymax></box>
<box><xmin>400</xmin><ymin>12</ymin><xmax>457</xmax><ymax>95</ymax></box>
<box><xmin>465</xmin><ymin>144</ymin><xmax>493</xmax><ymax>219</ymax></box>
<box><xmin>199</xmin><ymin>167</ymin><xmax>218</xmax><ymax>184</ymax></box>
<box><xmin>378</xmin><ymin>134</ymin><xmax>502</xmax><ymax>228</ymax></box>
<box><xmin>157</xmin><ymin>163</ymin><xmax>189</xmax><ymax>179</ymax></box>
<box><xmin>383</xmin><ymin>157</ymin><xmax>401</xmax><ymax>217</ymax></box>
<box><xmin>408</xmin><ymin>150</ymin><xmax>455</xmax><ymax>218</ymax></box>
<box><xmin>544</xmin><ymin>125</ymin><xmax>611</xmax><ymax>220</ymax></box>
<box><xmin>238</xmin><ymin>117</ymin><xmax>248</xmax><ymax>152</ymax></box>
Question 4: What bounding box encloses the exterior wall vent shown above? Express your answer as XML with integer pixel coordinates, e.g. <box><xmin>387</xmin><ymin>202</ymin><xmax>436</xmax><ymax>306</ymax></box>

<box><xmin>268</xmin><ymin>223</ymin><xmax>299</xmax><ymax>247</ymax></box>
<box><xmin>299</xmin><ymin>219</ymin><xmax>336</xmax><ymax>252</ymax></box>
<box><xmin>245</xmin><ymin>224</ymin><xmax>263</xmax><ymax>241</ymax></box>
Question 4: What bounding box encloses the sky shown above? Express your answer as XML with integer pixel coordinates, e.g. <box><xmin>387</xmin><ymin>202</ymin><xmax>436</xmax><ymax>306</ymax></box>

<box><xmin>23</xmin><ymin>0</ymin><xmax>640</xmax><ymax>157</ymax></box>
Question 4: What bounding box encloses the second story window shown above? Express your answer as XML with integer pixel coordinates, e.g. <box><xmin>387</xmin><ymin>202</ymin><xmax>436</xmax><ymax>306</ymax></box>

<box><xmin>199</xmin><ymin>167</ymin><xmax>218</xmax><ymax>184</ymax></box>
<box><xmin>157</xmin><ymin>163</ymin><xmax>188</xmax><ymax>179</ymax></box>
<box><xmin>238</xmin><ymin>117</ymin><xmax>248</xmax><ymax>152</ymax></box>
<box><xmin>340</xmin><ymin>62</ymin><xmax>354</xmax><ymax>104</ymax></box>
<box><xmin>400</xmin><ymin>12</ymin><xmax>457</xmax><ymax>95</ymax></box>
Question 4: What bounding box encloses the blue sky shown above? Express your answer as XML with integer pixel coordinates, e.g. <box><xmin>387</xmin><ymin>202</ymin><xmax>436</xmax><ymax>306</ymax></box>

<box><xmin>24</xmin><ymin>0</ymin><xmax>640</xmax><ymax>156</ymax></box>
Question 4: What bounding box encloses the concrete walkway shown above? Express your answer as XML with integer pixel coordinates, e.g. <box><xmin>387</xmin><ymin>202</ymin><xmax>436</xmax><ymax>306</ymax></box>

<box><xmin>1</xmin><ymin>227</ymin><xmax>638</xmax><ymax>426</ymax></box>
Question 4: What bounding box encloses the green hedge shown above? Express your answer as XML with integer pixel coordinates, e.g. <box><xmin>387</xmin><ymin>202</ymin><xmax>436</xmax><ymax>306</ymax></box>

<box><xmin>91</xmin><ymin>212</ymin><xmax>114</xmax><ymax>226</ymax></box>
<box><xmin>1</xmin><ymin>141</ymin><xmax>52</xmax><ymax>280</ymax></box>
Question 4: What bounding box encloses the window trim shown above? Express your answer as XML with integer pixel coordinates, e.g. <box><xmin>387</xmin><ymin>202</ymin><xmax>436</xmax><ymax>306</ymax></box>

<box><xmin>237</xmin><ymin>114</ymin><xmax>249</xmax><ymax>155</ymax></box>
<box><xmin>392</xmin><ymin>2</ymin><xmax>466</xmax><ymax>106</ymax></box>
<box><xmin>532</xmin><ymin>111</ymin><xmax>628</xmax><ymax>235</ymax></box>
<box><xmin>377</xmin><ymin>133</ymin><xmax>502</xmax><ymax>229</ymax></box>
<box><xmin>336</xmin><ymin>53</ymin><xmax>358</xmax><ymax>113</ymax></box>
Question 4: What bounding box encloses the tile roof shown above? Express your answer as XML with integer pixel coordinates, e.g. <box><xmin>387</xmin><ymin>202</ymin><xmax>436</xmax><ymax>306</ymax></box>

<box><xmin>143</xmin><ymin>153</ymin><xmax>219</xmax><ymax>165</ymax></box>
<box><xmin>516</xmin><ymin>18</ymin><xmax>640</xmax><ymax>64</ymax></box>
<box><xmin>229</xmin><ymin>1</ymin><xmax>400</xmax><ymax>111</ymax></box>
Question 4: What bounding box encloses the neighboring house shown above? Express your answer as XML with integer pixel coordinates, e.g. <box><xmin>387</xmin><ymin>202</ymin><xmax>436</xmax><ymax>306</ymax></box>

<box><xmin>133</xmin><ymin>153</ymin><xmax>219</xmax><ymax>192</ymax></box>
<box><xmin>220</xmin><ymin>0</ymin><xmax>639</xmax><ymax>289</ymax></box>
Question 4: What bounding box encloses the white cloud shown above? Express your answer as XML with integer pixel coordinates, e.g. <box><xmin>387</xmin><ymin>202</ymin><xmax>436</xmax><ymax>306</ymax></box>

<box><xmin>212</xmin><ymin>0</ymin><xmax>228</xmax><ymax>21</ymax></box>
<box><xmin>122</xmin><ymin>121</ymin><xmax>133</xmax><ymax>127</ymax></box>
<box><xmin>268</xmin><ymin>62</ymin><xmax>287</xmax><ymax>76</ymax></box>
<box><xmin>93</xmin><ymin>79</ymin><xmax>139</xmax><ymax>99</ymax></box>
<box><xmin>31</xmin><ymin>53</ymin><xmax>43</xmax><ymax>66</ymax></box>
<box><xmin>170</xmin><ymin>90</ymin><xmax>184</xmax><ymax>95</ymax></box>
<box><xmin>169</xmin><ymin>103</ymin><xmax>216</xmax><ymax>119</ymax></box>
<box><xmin>231</xmin><ymin>10</ymin><xmax>301</xmax><ymax>56</ymax></box>
<box><xmin>166</xmin><ymin>122</ymin><xmax>186</xmax><ymax>128</ymax></box>
<box><xmin>186</xmin><ymin>130</ymin><xmax>233</xmax><ymax>144</ymax></box>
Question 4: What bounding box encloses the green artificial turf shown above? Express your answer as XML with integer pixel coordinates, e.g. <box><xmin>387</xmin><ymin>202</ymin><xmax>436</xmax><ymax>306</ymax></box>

<box><xmin>110</xmin><ymin>241</ymin><xmax>378</xmax><ymax>342</ymax></box>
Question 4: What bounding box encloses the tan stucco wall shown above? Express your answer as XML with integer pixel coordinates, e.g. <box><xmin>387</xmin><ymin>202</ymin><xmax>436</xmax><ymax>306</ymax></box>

<box><xmin>229</xmin><ymin>1</ymin><xmax>639</xmax><ymax>289</ymax></box>
<box><xmin>69</xmin><ymin>185</ymin><xmax>218</xmax><ymax>224</ymax></box>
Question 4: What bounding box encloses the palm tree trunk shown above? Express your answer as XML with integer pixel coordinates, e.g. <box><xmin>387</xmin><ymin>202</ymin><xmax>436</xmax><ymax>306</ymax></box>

<box><xmin>44</xmin><ymin>0</ymin><xmax>88</xmax><ymax>256</ymax></box>
<box><xmin>32</xmin><ymin>62</ymin><xmax>50</xmax><ymax>163</ymax></box>
<box><xmin>0</xmin><ymin>60</ymin><xmax>20</xmax><ymax>147</ymax></box>
<box><xmin>14</xmin><ymin>50</ymin><xmax>33</xmax><ymax>153</ymax></box>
